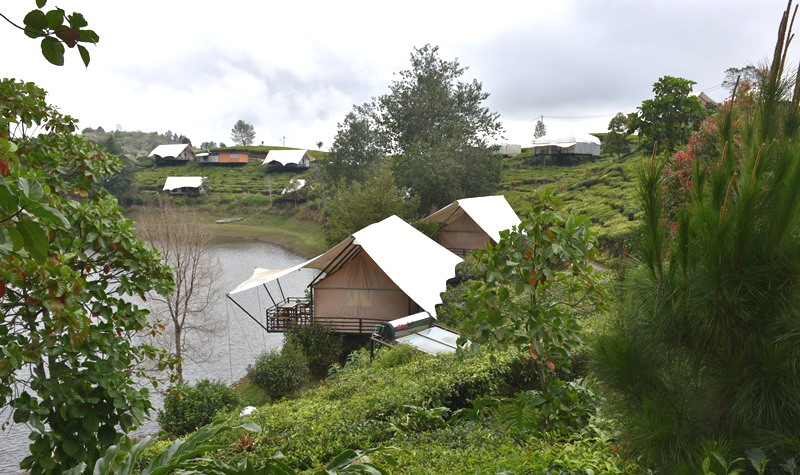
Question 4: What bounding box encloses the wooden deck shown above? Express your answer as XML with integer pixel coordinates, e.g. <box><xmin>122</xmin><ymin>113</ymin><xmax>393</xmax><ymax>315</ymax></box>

<box><xmin>265</xmin><ymin>299</ymin><xmax>388</xmax><ymax>334</ymax></box>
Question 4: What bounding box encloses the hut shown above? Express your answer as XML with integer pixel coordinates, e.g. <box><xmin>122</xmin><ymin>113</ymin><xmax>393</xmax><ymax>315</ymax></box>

<box><xmin>162</xmin><ymin>176</ymin><xmax>206</xmax><ymax>195</ymax></box>
<box><xmin>422</xmin><ymin>195</ymin><xmax>521</xmax><ymax>257</ymax></box>
<box><xmin>532</xmin><ymin>133</ymin><xmax>601</xmax><ymax>157</ymax></box>
<box><xmin>228</xmin><ymin>215</ymin><xmax>461</xmax><ymax>334</ymax></box>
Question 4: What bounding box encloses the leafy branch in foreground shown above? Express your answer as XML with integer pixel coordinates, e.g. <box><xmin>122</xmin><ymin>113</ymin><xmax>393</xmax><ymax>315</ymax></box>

<box><xmin>1</xmin><ymin>78</ymin><xmax>174</xmax><ymax>474</ymax></box>
<box><xmin>457</xmin><ymin>189</ymin><xmax>604</xmax><ymax>388</ymax></box>
<box><xmin>68</xmin><ymin>420</ymin><xmax>394</xmax><ymax>475</ymax></box>
<box><xmin>1</xmin><ymin>1</ymin><xmax>99</xmax><ymax>66</ymax></box>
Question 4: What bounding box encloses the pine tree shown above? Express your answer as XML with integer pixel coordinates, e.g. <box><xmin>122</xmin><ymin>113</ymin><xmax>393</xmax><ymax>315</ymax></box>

<box><xmin>593</xmin><ymin>2</ymin><xmax>800</xmax><ymax>472</ymax></box>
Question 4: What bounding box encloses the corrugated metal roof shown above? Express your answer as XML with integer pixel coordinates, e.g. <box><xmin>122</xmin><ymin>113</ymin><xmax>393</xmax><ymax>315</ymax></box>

<box><xmin>396</xmin><ymin>326</ymin><xmax>460</xmax><ymax>354</ymax></box>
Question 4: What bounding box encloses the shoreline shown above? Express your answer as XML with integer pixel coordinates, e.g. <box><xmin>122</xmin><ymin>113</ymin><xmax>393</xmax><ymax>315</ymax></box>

<box><xmin>128</xmin><ymin>206</ymin><xmax>328</xmax><ymax>258</ymax></box>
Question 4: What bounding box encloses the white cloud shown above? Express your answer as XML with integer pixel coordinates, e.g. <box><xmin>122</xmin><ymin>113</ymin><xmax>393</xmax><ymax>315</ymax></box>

<box><xmin>1</xmin><ymin>0</ymin><xmax>794</xmax><ymax>149</ymax></box>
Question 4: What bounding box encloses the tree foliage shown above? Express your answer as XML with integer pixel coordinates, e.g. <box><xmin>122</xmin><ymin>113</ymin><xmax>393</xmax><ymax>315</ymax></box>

<box><xmin>722</xmin><ymin>64</ymin><xmax>761</xmax><ymax>95</ymax></box>
<box><xmin>604</xmin><ymin>112</ymin><xmax>631</xmax><ymax>157</ymax></box>
<box><xmin>630</xmin><ymin>75</ymin><xmax>708</xmax><ymax>154</ymax></box>
<box><xmin>322</xmin><ymin>105</ymin><xmax>386</xmax><ymax>187</ymax></box>
<box><xmin>377</xmin><ymin>44</ymin><xmax>504</xmax><ymax>212</ymax></box>
<box><xmin>1</xmin><ymin>1</ymin><xmax>99</xmax><ymax>66</ymax></box>
<box><xmin>230</xmin><ymin>119</ymin><xmax>256</xmax><ymax>146</ymax></box>
<box><xmin>593</xmin><ymin>4</ymin><xmax>800</xmax><ymax>471</ymax></box>
<box><xmin>0</xmin><ymin>79</ymin><xmax>174</xmax><ymax>473</ymax></box>
<box><xmin>324</xmin><ymin>165</ymin><xmax>419</xmax><ymax>246</ymax></box>
<box><xmin>534</xmin><ymin>119</ymin><xmax>547</xmax><ymax>140</ymax></box>
<box><xmin>457</xmin><ymin>190</ymin><xmax>603</xmax><ymax>388</ymax></box>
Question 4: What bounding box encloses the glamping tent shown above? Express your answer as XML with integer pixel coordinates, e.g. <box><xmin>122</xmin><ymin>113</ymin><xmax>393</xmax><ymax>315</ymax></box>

<box><xmin>228</xmin><ymin>215</ymin><xmax>462</xmax><ymax>334</ymax></box>
<box><xmin>149</xmin><ymin>144</ymin><xmax>196</xmax><ymax>162</ymax></box>
<box><xmin>162</xmin><ymin>176</ymin><xmax>207</xmax><ymax>195</ymax></box>
<box><xmin>422</xmin><ymin>195</ymin><xmax>521</xmax><ymax>256</ymax></box>
<box><xmin>532</xmin><ymin>133</ymin><xmax>601</xmax><ymax>156</ymax></box>
<box><xmin>262</xmin><ymin>149</ymin><xmax>314</xmax><ymax>169</ymax></box>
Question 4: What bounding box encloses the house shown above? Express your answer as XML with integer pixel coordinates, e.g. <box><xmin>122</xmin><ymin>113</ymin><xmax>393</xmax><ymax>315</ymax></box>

<box><xmin>228</xmin><ymin>215</ymin><xmax>462</xmax><ymax>334</ymax></box>
<box><xmin>197</xmin><ymin>149</ymin><xmax>251</xmax><ymax>165</ymax></box>
<box><xmin>532</xmin><ymin>133</ymin><xmax>601</xmax><ymax>157</ymax></box>
<box><xmin>149</xmin><ymin>144</ymin><xmax>195</xmax><ymax>162</ymax></box>
<box><xmin>497</xmin><ymin>144</ymin><xmax>522</xmax><ymax>157</ymax></box>
<box><xmin>262</xmin><ymin>149</ymin><xmax>314</xmax><ymax>169</ymax></box>
<box><xmin>697</xmin><ymin>91</ymin><xmax>719</xmax><ymax>110</ymax></box>
<box><xmin>422</xmin><ymin>195</ymin><xmax>521</xmax><ymax>257</ymax></box>
<box><xmin>162</xmin><ymin>176</ymin><xmax>207</xmax><ymax>195</ymax></box>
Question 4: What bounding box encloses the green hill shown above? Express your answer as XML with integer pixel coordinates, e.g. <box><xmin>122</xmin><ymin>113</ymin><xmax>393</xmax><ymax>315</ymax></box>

<box><xmin>129</xmin><ymin>138</ymin><xmax>643</xmax><ymax>258</ymax></box>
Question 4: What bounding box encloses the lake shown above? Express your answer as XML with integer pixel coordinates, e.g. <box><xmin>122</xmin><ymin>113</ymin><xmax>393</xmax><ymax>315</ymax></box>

<box><xmin>0</xmin><ymin>240</ymin><xmax>313</xmax><ymax>474</ymax></box>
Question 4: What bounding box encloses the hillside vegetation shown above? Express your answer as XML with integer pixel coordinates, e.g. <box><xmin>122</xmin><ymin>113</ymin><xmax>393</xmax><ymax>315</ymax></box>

<box><xmin>129</xmin><ymin>135</ymin><xmax>643</xmax><ymax>259</ymax></box>
<box><xmin>141</xmin><ymin>345</ymin><xmax>636</xmax><ymax>474</ymax></box>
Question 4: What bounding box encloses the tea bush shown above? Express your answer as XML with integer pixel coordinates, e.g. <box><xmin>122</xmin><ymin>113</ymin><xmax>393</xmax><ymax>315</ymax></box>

<box><xmin>246</xmin><ymin>347</ymin><xmax>310</xmax><ymax>400</ymax></box>
<box><xmin>284</xmin><ymin>323</ymin><xmax>344</xmax><ymax>378</ymax></box>
<box><xmin>227</xmin><ymin>347</ymin><xmax>520</xmax><ymax>469</ymax></box>
<box><xmin>157</xmin><ymin>379</ymin><xmax>241</xmax><ymax>437</ymax></box>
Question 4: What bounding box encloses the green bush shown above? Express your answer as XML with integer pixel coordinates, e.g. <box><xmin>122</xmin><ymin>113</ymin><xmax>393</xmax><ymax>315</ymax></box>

<box><xmin>371</xmin><ymin>343</ymin><xmax>421</xmax><ymax>369</ymax></box>
<box><xmin>285</xmin><ymin>323</ymin><xmax>344</xmax><ymax>378</ymax></box>
<box><xmin>157</xmin><ymin>379</ymin><xmax>241</xmax><ymax>437</ymax></box>
<box><xmin>225</xmin><ymin>349</ymin><xmax>519</xmax><ymax>469</ymax></box>
<box><xmin>247</xmin><ymin>347</ymin><xmax>310</xmax><ymax>399</ymax></box>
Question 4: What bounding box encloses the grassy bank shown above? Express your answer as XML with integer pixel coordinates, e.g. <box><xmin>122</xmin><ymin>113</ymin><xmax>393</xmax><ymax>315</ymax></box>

<box><xmin>127</xmin><ymin>205</ymin><xmax>327</xmax><ymax>258</ymax></box>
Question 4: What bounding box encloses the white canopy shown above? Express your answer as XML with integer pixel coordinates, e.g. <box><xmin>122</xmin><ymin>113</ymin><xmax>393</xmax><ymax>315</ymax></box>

<box><xmin>281</xmin><ymin>179</ymin><xmax>306</xmax><ymax>194</ymax></box>
<box><xmin>229</xmin><ymin>215</ymin><xmax>461</xmax><ymax>316</ymax></box>
<box><xmin>532</xmin><ymin>133</ymin><xmax>601</xmax><ymax>155</ymax></box>
<box><xmin>162</xmin><ymin>176</ymin><xmax>206</xmax><ymax>191</ymax></box>
<box><xmin>150</xmin><ymin>144</ymin><xmax>192</xmax><ymax>159</ymax></box>
<box><xmin>262</xmin><ymin>149</ymin><xmax>313</xmax><ymax>167</ymax></box>
<box><xmin>423</xmin><ymin>195</ymin><xmax>520</xmax><ymax>244</ymax></box>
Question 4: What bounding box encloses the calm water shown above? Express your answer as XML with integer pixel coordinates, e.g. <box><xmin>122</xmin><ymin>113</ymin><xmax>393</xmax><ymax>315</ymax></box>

<box><xmin>0</xmin><ymin>240</ymin><xmax>314</xmax><ymax>474</ymax></box>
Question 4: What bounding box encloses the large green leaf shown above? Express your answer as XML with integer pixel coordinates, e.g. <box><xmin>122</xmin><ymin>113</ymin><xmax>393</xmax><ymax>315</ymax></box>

<box><xmin>41</xmin><ymin>36</ymin><xmax>65</xmax><ymax>66</ymax></box>
<box><xmin>78</xmin><ymin>44</ymin><xmax>90</xmax><ymax>67</ymax></box>
<box><xmin>16</xmin><ymin>219</ymin><xmax>49</xmax><ymax>263</ymax></box>
<box><xmin>23</xmin><ymin>9</ymin><xmax>48</xmax><ymax>37</ymax></box>
<box><xmin>0</xmin><ymin>179</ymin><xmax>20</xmax><ymax>212</ymax></box>
<box><xmin>44</xmin><ymin>8</ymin><xmax>64</xmax><ymax>30</ymax></box>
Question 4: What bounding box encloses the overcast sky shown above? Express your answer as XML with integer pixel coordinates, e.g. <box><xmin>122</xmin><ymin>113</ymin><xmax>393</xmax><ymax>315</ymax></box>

<box><xmin>1</xmin><ymin>1</ymin><xmax>794</xmax><ymax>150</ymax></box>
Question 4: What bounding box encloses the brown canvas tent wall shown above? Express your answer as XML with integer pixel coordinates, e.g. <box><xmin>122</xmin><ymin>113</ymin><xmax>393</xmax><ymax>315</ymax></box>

<box><xmin>313</xmin><ymin>252</ymin><xmax>415</xmax><ymax>322</ymax></box>
<box><xmin>423</xmin><ymin>195</ymin><xmax>521</xmax><ymax>256</ymax></box>
<box><xmin>228</xmin><ymin>215</ymin><xmax>462</xmax><ymax>334</ymax></box>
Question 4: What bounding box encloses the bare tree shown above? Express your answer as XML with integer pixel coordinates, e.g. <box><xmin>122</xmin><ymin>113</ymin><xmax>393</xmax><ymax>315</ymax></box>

<box><xmin>135</xmin><ymin>201</ymin><xmax>223</xmax><ymax>381</ymax></box>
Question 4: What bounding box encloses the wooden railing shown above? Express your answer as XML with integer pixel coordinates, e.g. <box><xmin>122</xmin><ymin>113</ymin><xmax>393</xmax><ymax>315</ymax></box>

<box><xmin>265</xmin><ymin>300</ymin><xmax>387</xmax><ymax>334</ymax></box>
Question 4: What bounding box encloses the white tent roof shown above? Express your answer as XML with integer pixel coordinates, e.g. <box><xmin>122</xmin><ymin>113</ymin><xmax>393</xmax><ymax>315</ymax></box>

<box><xmin>531</xmin><ymin>133</ymin><xmax>601</xmax><ymax>148</ymax></box>
<box><xmin>162</xmin><ymin>176</ymin><xmax>206</xmax><ymax>191</ymax></box>
<box><xmin>281</xmin><ymin>179</ymin><xmax>306</xmax><ymax>194</ymax></box>
<box><xmin>150</xmin><ymin>144</ymin><xmax>192</xmax><ymax>158</ymax></box>
<box><xmin>229</xmin><ymin>215</ymin><xmax>461</xmax><ymax>316</ymax></box>
<box><xmin>422</xmin><ymin>195</ymin><xmax>521</xmax><ymax>243</ymax></box>
<box><xmin>262</xmin><ymin>149</ymin><xmax>313</xmax><ymax>166</ymax></box>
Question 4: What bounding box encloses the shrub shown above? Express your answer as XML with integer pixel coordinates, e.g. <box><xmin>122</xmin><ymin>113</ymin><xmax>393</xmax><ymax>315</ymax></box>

<box><xmin>157</xmin><ymin>379</ymin><xmax>241</xmax><ymax>437</ymax></box>
<box><xmin>371</xmin><ymin>343</ymin><xmax>421</xmax><ymax>369</ymax></box>
<box><xmin>247</xmin><ymin>347</ymin><xmax>310</xmax><ymax>399</ymax></box>
<box><xmin>284</xmin><ymin>323</ymin><xmax>344</xmax><ymax>378</ymax></box>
